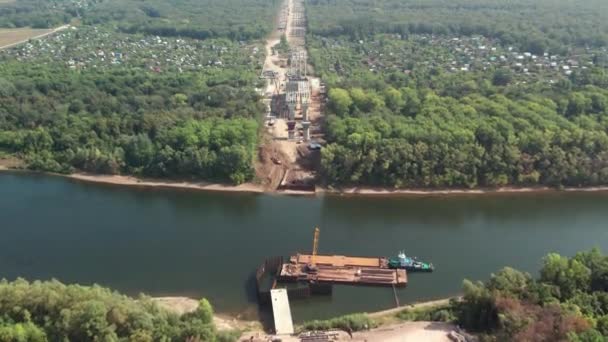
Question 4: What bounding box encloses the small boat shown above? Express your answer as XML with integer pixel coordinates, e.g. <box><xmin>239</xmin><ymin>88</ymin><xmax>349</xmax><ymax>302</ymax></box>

<box><xmin>388</xmin><ymin>251</ymin><xmax>434</xmax><ymax>272</ymax></box>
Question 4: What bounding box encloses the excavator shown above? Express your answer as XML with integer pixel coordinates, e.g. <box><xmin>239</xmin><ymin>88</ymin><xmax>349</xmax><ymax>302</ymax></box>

<box><xmin>307</xmin><ymin>227</ymin><xmax>320</xmax><ymax>272</ymax></box>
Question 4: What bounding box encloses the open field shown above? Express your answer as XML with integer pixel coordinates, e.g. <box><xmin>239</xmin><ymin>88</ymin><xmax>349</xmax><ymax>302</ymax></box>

<box><xmin>0</xmin><ymin>27</ymin><xmax>54</xmax><ymax>49</ymax></box>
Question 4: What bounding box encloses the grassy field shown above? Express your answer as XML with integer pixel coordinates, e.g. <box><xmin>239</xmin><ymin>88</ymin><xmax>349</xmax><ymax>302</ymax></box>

<box><xmin>0</xmin><ymin>27</ymin><xmax>53</xmax><ymax>49</ymax></box>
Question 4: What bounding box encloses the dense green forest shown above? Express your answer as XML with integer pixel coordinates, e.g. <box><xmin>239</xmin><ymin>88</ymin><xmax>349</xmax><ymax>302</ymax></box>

<box><xmin>0</xmin><ymin>0</ymin><xmax>98</xmax><ymax>29</ymax></box>
<box><xmin>306</xmin><ymin>0</ymin><xmax>608</xmax><ymax>52</ymax></box>
<box><xmin>85</xmin><ymin>0</ymin><xmax>280</xmax><ymax>41</ymax></box>
<box><xmin>0</xmin><ymin>62</ymin><xmax>262</xmax><ymax>183</ymax></box>
<box><xmin>0</xmin><ymin>278</ymin><xmax>235</xmax><ymax>341</ymax></box>
<box><xmin>307</xmin><ymin>0</ymin><xmax>608</xmax><ymax>188</ymax></box>
<box><xmin>0</xmin><ymin>0</ymin><xmax>280</xmax><ymax>41</ymax></box>
<box><xmin>454</xmin><ymin>249</ymin><xmax>608</xmax><ymax>341</ymax></box>
<box><xmin>0</xmin><ymin>0</ymin><xmax>277</xmax><ymax>184</ymax></box>
<box><xmin>319</xmin><ymin>72</ymin><xmax>608</xmax><ymax>188</ymax></box>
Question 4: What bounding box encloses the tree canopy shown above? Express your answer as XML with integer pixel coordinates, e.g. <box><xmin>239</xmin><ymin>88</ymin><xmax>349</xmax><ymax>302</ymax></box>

<box><xmin>0</xmin><ymin>0</ymin><xmax>274</xmax><ymax>184</ymax></box>
<box><xmin>305</xmin><ymin>0</ymin><xmax>608</xmax><ymax>51</ymax></box>
<box><xmin>0</xmin><ymin>0</ymin><xmax>280</xmax><ymax>41</ymax></box>
<box><xmin>0</xmin><ymin>278</ymin><xmax>235</xmax><ymax>342</ymax></box>
<box><xmin>306</xmin><ymin>0</ymin><xmax>608</xmax><ymax>189</ymax></box>
<box><xmin>456</xmin><ymin>249</ymin><xmax>608</xmax><ymax>341</ymax></box>
<box><xmin>0</xmin><ymin>62</ymin><xmax>261</xmax><ymax>183</ymax></box>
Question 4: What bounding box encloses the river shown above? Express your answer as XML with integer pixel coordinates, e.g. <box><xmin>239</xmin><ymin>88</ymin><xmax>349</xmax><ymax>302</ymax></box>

<box><xmin>1</xmin><ymin>171</ymin><xmax>607</xmax><ymax>321</ymax></box>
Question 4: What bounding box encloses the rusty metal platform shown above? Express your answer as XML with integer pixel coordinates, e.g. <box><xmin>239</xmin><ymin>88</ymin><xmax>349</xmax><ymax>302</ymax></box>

<box><xmin>279</xmin><ymin>254</ymin><xmax>407</xmax><ymax>287</ymax></box>
<box><xmin>291</xmin><ymin>254</ymin><xmax>388</xmax><ymax>268</ymax></box>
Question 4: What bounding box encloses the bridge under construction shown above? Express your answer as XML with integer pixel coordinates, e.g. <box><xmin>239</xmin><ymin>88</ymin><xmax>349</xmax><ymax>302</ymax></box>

<box><xmin>257</xmin><ymin>226</ymin><xmax>409</xmax><ymax>334</ymax></box>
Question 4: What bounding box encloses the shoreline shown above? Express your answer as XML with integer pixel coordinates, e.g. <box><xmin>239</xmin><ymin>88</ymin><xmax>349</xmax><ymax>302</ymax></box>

<box><xmin>367</xmin><ymin>297</ymin><xmax>455</xmax><ymax>319</ymax></box>
<box><xmin>3</xmin><ymin>167</ymin><xmax>608</xmax><ymax>196</ymax></box>
<box><xmin>151</xmin><ymin>297</ymin><xmax>262</xmax><ymax>332</ymax></box>
<box><xmin>0</xmin><ymin>167</ymin><xmax>265</xmax><ymax>194</ymax></box>
<box><xmin>153</xmin><ymin>295</ymin><xmax>457</xmax><ymax>328</ymax></box>
<box><xmin>320</xmin><ymin>185</ymin><xmax>608</xmax><ymax>196</ymax></box>
<box><xmin>68</xmin><ymin>173</ymin><xmax>265</xmax><ymax>194</ymax></box>
<box><xmin>155</xmin><ymin>295</ymin><xmax>461</xmax><ymax>341</ymax></box>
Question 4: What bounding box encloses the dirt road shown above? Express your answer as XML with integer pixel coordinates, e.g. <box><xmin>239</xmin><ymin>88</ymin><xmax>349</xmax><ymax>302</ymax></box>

<box><xmin>258</xmin><ymin>0</ymin><xmax>325</xmax><ymax>192</ymax></box>
<box><xmin>257</xmin><ymin>0</ymin><xmax>300</xmax><ymax>187</ymax></box>
<box><xmin>263</xmin><ymin>0</ymin><xmax>293</xmax><ymax>95</ymax></box>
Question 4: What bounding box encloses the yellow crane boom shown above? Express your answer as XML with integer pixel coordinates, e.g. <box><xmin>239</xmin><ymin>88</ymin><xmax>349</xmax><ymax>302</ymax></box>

<box><xmin>311</xmin><ymin>227</ymin><xmax>320</xmax><ymax>266</ymax></box>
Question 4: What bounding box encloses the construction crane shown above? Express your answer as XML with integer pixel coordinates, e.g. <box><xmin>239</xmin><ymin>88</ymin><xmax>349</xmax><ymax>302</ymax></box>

<box><xmin>311</xmin><ymin>227</ymin><xmax>320</xmax><ymax>267</ymax></box>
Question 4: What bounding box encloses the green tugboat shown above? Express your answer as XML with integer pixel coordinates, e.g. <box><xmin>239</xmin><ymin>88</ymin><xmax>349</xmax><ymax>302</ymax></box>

<box><xmin>388</xmin><ymin>251</ymin><xmax>434</xmax><ymax>272</ymax></box>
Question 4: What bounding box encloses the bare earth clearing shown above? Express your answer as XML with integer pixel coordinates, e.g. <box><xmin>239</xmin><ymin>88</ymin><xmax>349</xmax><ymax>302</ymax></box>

<box><xmin>152</xmin><ymin>297</ymin><xmax>262</xmax><ymax>332</ymax></box>
<box><xmin>351</xmin><ymin>321</ymin><xmax>454</xmax><ymax>342</ymax></box>
<box><xmin>0</xmin><ymin>26</ymin><xmax>68</xmax><ymax>50</ymax></box>
<box><xmin>256</xmin><ymin>0</ymin><xmax>324</xmax><ymax>193</ymax></box>
<box><xmin>153</xmin><ymin>296</ymin><xmax>458</xmax><ymax>341</ymax></box>
<box><xmin>0</xmin><ymin>28</ymin><xmax>53</xmax><ymax>48</ymax></box>
<box><xmin>255</xmin><ymin>0</ymin><xmax>297</xmax><ymax>188</ymax></box>
<box><xmin>0</xmin><ymin>156</ymin><xmax>24</xmax><ymax>170</ymax></box>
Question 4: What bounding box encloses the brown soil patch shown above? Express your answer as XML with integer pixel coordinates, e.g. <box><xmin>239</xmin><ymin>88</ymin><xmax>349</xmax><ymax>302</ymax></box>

<box><xmin>0</xmin><ymin>28</ymin><xmax>53</xmax><ymax>49</ymax></box>
<box><xmin>0</xmin><ymin>155</ymin><xmax>24</xmax><ymax>169</ymax></box>
<box><xmin>255</xmin><ymin>137</ymin><xmax>289</xmax><ymax>190</ymax></box>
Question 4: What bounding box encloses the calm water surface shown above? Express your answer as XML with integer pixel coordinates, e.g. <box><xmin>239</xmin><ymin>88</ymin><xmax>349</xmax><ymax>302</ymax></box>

<box><xmin>1</xmin><ymin>172</ymin><xmax>608</xmax><ymax>321</ymax></box>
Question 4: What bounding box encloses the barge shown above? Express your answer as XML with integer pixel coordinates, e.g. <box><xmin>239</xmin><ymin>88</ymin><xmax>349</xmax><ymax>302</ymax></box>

<box><xmin>278</xmin><ymin>253</ymin><xmax>407</xmax><ymax>287</ymax></box>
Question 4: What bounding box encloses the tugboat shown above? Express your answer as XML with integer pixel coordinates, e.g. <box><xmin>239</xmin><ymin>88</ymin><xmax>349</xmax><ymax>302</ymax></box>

<box><xmin>388</xmin><ymin>251</ymin><xmax>434</xmax><ymax>272</ymax></box>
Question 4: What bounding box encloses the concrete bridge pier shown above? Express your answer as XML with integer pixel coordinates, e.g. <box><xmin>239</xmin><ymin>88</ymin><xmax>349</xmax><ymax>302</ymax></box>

<box><xmin>302</xmin><ymin>121</ymin><xmax>311</xmax><ymax>141</ymax></box>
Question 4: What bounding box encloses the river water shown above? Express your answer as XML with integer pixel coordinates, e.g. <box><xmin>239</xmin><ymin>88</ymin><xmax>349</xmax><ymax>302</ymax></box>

<box><xmin>1</xmin><ymin>172</ymin><xmax>607</xmax><ymax>321</ymax></box>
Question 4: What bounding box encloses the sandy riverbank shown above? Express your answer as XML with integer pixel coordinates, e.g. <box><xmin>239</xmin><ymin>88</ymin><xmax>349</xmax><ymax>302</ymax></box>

<box><xmin>68</xmin><ymin>173</ymin><xmax>265</xmax><ymax>193</ymax></box>
<box><xmin>0</xmin><ymin>165</ymin><xmax>265</xmax><ymax>194</ymax></box>
<box><xmin>152</xmin><ymin>297</ymin><xmax>262</xmax><ymax>332</ymax></box>
<box><xmin>153</xmin><ymin>296</ymin><xmax>456</xmax><ymax>321</ymax></box>
<box><xmin>321</xmin><ymin>185</ymin><xmax>608</xmax><ymax>196</ymax></box>
<box><xmin>4</xmin><ymin>162</ymin><xmax>608</xmax><ymax>196</ymax></box>
<box><xmin>154</xmin><ymin>296</ymin><xmax>460</xmax><ymax>341</ymax></box>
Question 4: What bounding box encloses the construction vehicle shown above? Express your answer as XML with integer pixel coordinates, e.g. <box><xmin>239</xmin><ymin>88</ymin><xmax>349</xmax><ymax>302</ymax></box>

<box><xmin>307</xmin><ymin>227</ymin><xmax>320</xmax><ymax>272</ymax></box>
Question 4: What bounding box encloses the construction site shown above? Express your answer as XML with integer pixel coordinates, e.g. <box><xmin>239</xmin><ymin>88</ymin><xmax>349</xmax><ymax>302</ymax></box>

<box><xmin>257</xmin><ymin>0</ymin><xmax>325</xmax><ymax>193</ymax></box>
<box><xmin>255</xmin><ymin>3</ymin><xmax>419</xmax><ymax>337</ymax></box>
<box><xmin>256</xmin><ymin>227</ymin><xmax>410</xmax><ymax>336</ymax></box>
